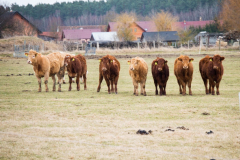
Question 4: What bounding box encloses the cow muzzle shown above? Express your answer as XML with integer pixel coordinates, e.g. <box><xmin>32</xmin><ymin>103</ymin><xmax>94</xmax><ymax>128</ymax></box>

<box><xmin>27</xmin><ymin>60</ymin><xmax>32</xmax><ymax>64</ymax></box>
<box><xmin>158</xmin><ymin>68</ymin><xmax>162</xmax><ymax>71</ymax></box>
<box><xmin>213</xmin><ymin>66</ymin><xmax>218</xmax><ymax>69</ymax></box>
<box><xmin>183</xmin><ymin>66</ymin><xmax>188</xmax><ymax>69</ymax></box>
<box><xmin>102</xmin><ymin>68</ymin><xmax>107</xmax><ymax>71</ymax></box>
<box><xmin>130</xmin><ymin>67</ymin><xmax>134</xmax><ymax>71</ymax></box>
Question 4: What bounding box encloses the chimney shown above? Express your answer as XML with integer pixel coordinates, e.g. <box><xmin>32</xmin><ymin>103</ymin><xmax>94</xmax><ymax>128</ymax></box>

<box><xmin>200</xmin><ymin>16</ymin><xmax>202</xmax><ymax>21</ymax></box>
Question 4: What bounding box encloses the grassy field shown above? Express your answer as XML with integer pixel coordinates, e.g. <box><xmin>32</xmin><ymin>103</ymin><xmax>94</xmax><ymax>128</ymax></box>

<box><xmin>0</xmin><ymin>51</ymin><xmax>240</xmax><ymax>160</ymax></box>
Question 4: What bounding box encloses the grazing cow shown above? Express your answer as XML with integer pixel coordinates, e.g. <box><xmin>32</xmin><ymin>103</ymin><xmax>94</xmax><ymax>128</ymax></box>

<box><xmin>128</xmin><ymin>57</ymin><xmax>148</xmax><ymax>96</ymax></box>
<box><xmin>64</xmin><ymin>54</ymin><xmax>87</xmax><ymax>91</ymax></box>
<box><xmin>25</xmin><ymin>50</ymin><xmax>65</xmax><ymax>92</ymax></box>
<box><xmin>199</xmin><ymin>54</ymin><xmax>224</xmax><ymax>95</ymax></box>
<box><xmin>151</xmin><ymin>57</ymin><xmax>169</xmax><ymax>96</ymax></box>
<box><xmin>174</xmin><ymin>55</ymin><xmax>194</xmax><ymax>95</ymax></box>
<box><xmin>97</xmin><ymin>55</ymin><xmax>120</xmax><ymax>94</ymax></box>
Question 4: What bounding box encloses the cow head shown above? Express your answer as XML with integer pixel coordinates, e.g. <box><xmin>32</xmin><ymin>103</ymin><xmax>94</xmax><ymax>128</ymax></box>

<box><xmin>178</xmin><ymin>56</ymin><xmax>194</xmax><ymax>69</ymax></box>
<box><xmin>210</xmin><ymin>55</ymin><xmax>225</xmax><ymax>70</ymax></box>
<box><xmin>64</xmin><ymin>55</ymin><xmax>74</xmax><ymax>67</ymax></box>
<box><xmin>154</xmin><ymin>57</ymin><xmax>167</xmax><ymax>72</ymax></box>
<box><xmin>128</xmin><ymin>58</ymin><xmax>140</xmax><ymax>71</ymax></box>
<box><xmin>25</xmin><ymin>50</ymin><xmax>39</xmax><ymax>65</ymax></box>
<box><xmin>99</xmin><ymin>57</ymin><xmax>113</xmax><ymax>72</ymax></box>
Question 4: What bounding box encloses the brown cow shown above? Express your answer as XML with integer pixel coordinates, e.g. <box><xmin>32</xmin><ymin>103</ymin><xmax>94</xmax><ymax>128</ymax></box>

<box><xmin>64</xmin><ymin>54</ymin><xmax>87</xmax><ymax>91</ymax></box>
<box><xmin>199</xmin><ymin>54</ymin><xmax>224</xmax><ymax>95</ymax></box>
<box><xmin>151</xmin><ymin>57</ymin><xmax>169</xmax><ymax>96</ymax></box>
<box><xmin>174</xmin><ymin>55</ymin><xmax>194</xmax><ymax>95</ymax></box>
<box><xmin>128</xmin><ymin>57</ymin><xmax>148</xmax><ymax>96</ymax></box>
<box><xmin>25</xmin><ymin>50</ymin><xmax>65</xmax><ymax>92</ymax></box>
<box><xmin>97</xmin><ymin>55</ymin><xmax>120</xmax><ymax>94</ymax></box>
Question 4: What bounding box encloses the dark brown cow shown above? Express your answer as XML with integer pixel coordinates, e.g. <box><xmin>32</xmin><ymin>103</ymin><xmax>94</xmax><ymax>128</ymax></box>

<box><xmin>64</xmin><ymin>54</ymin><xmax>87</xmax><ymax>91</ymax></box>
<box><xmin>174</xmin><ymin>55</ymin><xmax>194</xmax><ymax>95</ymax></box>
<box><xmin>151</xmin><ymin>57</ymin><xmax>169</xmax><ymax>96</ymax></box>
<box><xmin>199</xmin><ymin>54</ymin><xmax>224</xmax><ymax>95</ymax></box>
<box><xmin>97</xmin><ymin>55</ymin><xmax>120</xmax><ymax>94</ymax></box>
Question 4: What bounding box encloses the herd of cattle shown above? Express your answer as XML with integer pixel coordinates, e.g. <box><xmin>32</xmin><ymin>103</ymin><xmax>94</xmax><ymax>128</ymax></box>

<box><xmin>25</xmin><ymin>50</ymin><xmax>224</xmax><ymax>96</ymax></box>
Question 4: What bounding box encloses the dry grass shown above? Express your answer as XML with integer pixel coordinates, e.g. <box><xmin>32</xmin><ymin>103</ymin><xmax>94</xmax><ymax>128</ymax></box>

<box><xmin>0</xmin><ymin>50</ymin><xmax>240</xmax><ymax>159</ymax></box>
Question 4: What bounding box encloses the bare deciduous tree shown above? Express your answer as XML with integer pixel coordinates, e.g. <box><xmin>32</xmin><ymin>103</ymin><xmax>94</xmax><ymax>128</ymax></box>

<box><xmin>115</xmin><ymin>12</ymin><xmax>137</xmax><ymax>41</ymax></box>
<box><xmin>152</xmin><ymin>10</ymin><xmax>178</xmax><ymax>31</ymax></box>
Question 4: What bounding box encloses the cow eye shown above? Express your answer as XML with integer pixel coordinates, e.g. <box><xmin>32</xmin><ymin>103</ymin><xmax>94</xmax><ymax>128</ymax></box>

<box><xmin>32</xmin><ymin>55</ymin><xmax>35</xmax><ymax>58</ymax></box>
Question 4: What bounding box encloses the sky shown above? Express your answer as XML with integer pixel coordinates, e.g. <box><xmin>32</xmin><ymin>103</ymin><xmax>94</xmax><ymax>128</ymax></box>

<box><xmin>0</xmin><ymin>0</ymin><xmax>95</xmax><ymax>6</ymax></box>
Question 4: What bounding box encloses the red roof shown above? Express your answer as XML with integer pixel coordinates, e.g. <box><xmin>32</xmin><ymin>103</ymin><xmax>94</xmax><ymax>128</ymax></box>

<box><xmin>39</xmin><ymin>32</ymin><xmax>62</xmax><ymax>40</ymax></box>
<box><xmin>62</xmin><ymin>29</ymin><xmax>101</xmax><ymax>40</ymax></box>
<box><xmin>107</xmin><ymin>21</ymin><xmax>157</xmax><ymax>32</ymax></box>
<box><xmin>174</xmin><ymin>20</ymin><xmax>214</xmax><ymax>30</ymax></box>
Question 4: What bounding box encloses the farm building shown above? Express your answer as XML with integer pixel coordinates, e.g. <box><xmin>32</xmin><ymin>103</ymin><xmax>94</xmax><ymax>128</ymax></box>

<box><xmin>58</xmin><ymin>25</ymin><xmax>107</xmax><ymax>32</ymax></box>
<box><xmin>62</xmin><ymin>28</ymin><xmax>101</xmax><ymax>42</ymax></box>
<box><xmin>194</xmin><ymin>31</ymin><xmax>224</xmax><ymax>46</ymax></box>
<box><xmin>90</xmin><ymin>32</ymin><xmax>119</xmax><ymax>42</ymax></box>
<box><xmin>0</xmin><ymin>11</ymin><xmax>42</xmax><ymax>38</ymax></box>
<box><xmin>107</xmin><ymin>21</ymin><xmax>157</xmax><ymax>41</ymax></box>
<box><xmin>141</xmin><ymin>31</ymin><xmax>180</xmax><ymax>46</ymax></box>
<box><xmin>38</xmin><ymin>32</ymin><xmax>62</xmax><ymax>41</ymax></box>
<box><xmin>174</xmin><ymin>20</ymin><xmax>214</xmax><ymax>31</ymax></box>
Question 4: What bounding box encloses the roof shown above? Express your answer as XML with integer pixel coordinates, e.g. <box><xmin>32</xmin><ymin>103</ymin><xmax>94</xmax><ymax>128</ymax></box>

<box><xmin>174</xmin><ymin>20</ymin><xmax>214</xmax><ymax>30</ymax></box>
<box><xmin>141</xmin><ymin>31</ymin><xmax>180</xmax><ymax>42</ymax></box>
<box><xmin>59</xmin><ymin>25</ymin><xmax>106</xmax><ymax>32</ymax></box>
<box><xmin>107</xmin><ymin>21</ymin><xmax>157</xmax><ymax>32</ymax></box>
<box><xmin>0</xmin><ymin>11</ymin><xmax>42</xmax><ymax>33</ymax></box>
<box><xmin>91</xmin><ymin>32</ymin><xmax>119</xmax><ymax>41</ymax></box>
<box><xmin>63</xmin><ymin>29</ymin><xmax>101</xmax><ymax>40</ymax></box>
<box><xmin>38</xmin><ymin>32</ymin><xmax>62</xmax><ymax>40</ymax></box>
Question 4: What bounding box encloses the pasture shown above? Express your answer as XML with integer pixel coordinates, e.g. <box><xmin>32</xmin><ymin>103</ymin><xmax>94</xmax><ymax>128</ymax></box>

<box><xmin>0</xmin><ymin>51</ymin><xmax>240</xmax><ymax>159</ymax></box>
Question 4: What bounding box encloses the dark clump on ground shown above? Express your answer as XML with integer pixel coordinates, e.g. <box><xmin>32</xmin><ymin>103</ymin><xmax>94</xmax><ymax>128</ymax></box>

<box><xmin>206</xmin><ymin>130</ymin><xmax>214</xmax><ymax>134</ymax></box>
<box><xmin>202</xmin><ymin>112</ymin><xmax>210</xmax><ymax>115</ymax></box>
<box><xmin>177</xmin><ymin>126</ymin><xmax>189</xmax><ymax>130</ymax></box>
<box><xmin>165</xmin><ymin>129</ymin><xmax>175</xmax><ymax>132</ymax></box>
<box><xmin>136</xmin><ymin>129</ymin><xmax>152</xmax><ymax>135</ymax></box>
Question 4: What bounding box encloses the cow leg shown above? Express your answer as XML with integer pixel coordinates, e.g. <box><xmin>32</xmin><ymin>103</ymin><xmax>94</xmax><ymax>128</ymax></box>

<box><xmin>44</xmin><ymin>73</ymin><xmax>49</xmax><ymax>92</ymax></box>
<box><xmin>163</xmin><ymin>84</ymin><xmax>166</xmax><ymax>95</ymax></box>
<box><xmin>114</xmin><ymin>75</ymin><xmax>119</xmax><ymax>94</ymax></box>
<box><xmin>51</xmin><ymin>75</ymin><xmax>56</xmax><ymax>91</ymax></box>
<box><xmin>76</xmin><ymin>74</ymin><xmax>80</xmax><ymax>91</ymax></box>
<box><xmin>209</xmin><ymin>80</ymin><xmax>215</xmax><ymax>95</ymax></box>
<box><xmin>180</xmin><ymin>81</ymin><xmax>186</xmax><ymax>95</ymax></box>
<box><xmin>177</xmin><ymin>79</ymin><xmax>182</xmax><ymax>94</ymax></box>
<box><xmin>216</xmin><ymin>81</ymin><xmax>220</xmax><ymax>95</ymax></box>
<box><xmin>68</xmin><ymin>75</ymin><xmax>72</xmax><ymax>91</ymax></box>
<box><xmin>188</xmin><ymin>80</ymin><xmax>192</xmax><ymax>95</ymax></box>
<box><xmin>97</xmin><ymin>74</ymin><xmax>103</xmax><ymax>92</ymax></box>
<box><xmin>142</xmin><ymin>81</ymin><xmax>147</xmax><ymax>96</ymax></box>
<box><xmin>37</xmin><ymin>77</ymin><xmax>42</xmax><ymax>92</ymax></box>
<box><xmin>159</xmin><ymin>85</ymin><xmax>163</xmax><ymax>96</ymax></box>
<box><xmin>110</xmin><ymin>79</ymin><xmax>114</xmax><ymax>93</ymax></box>
<box><xmin>203</xmin><ymin>79</ymin><xmax>209</xmax><ymax>94</ymax></box>
<box><xmin>83</xmin><ymin>73</ymin><xmax>87</xmax><ymax>90</ymax></box>
<box><xmin>133</xmin><ymin>80</ymin><xmax>138</xmax><ymax>96</ymax></box>
<box><xmin>104</xmin><ymin>77</ymin><xmax>110</xmax><ymax>94</ymax></box>
<box><xmin>154</xmin><ymin>80</ymin><xmax>158</xmax><ymax>95</ymax></box>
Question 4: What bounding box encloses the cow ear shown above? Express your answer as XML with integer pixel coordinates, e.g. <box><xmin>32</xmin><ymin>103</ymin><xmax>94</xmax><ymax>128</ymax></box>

<box><xmin>209</xmin><ymin>57</ymin><xmax>213</xmax><ymax>61</ymax></box>
<box><xmin>220</xmin><ymin>56</ymin><xmax>225</xmax><ymax>61</ymax></box>
<box><xmin>189</xmin><ymin>58</ymin><xmax>194</xmax><ymax>62</ymax></box>
<box><xmin>154</xmin><ymin>61</ymin><xmax>158</xmax><ymax>65</ymax></box>
<box><xmin>178</xmin><ymin>58</ymin><xmax>182</xmax><ymax>61</ymax></box>
<box><xmin>127</xmin><ymin>60</ymin><xmax>130</xmax><ymax>65</ymax></box>
<box><xmin>72</xmin><ymin>58</ymin><xmax>75</xmax><ymax>61</ymax></box>
<box><xmin>99</xmin><ymin>59</ymin><xmax>102</xmax><ymax>62</ymax></box>
<box><xmin>25</xmin><ymin>53</ymin><xmax>28</xmax><ymax>56</ymax></box>
<box><xmin>165</xmin><ymin>60</ymin><xmax>168</xmax><ymax>64</ymax></box>
<box><xmin>35</xmin><ymin>53</ymin><xmax>38</xmax><ymax>57</ymax></box>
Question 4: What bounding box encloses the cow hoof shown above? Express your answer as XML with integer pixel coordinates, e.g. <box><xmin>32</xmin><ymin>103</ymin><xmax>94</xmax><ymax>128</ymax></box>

<box><xmin>144</xmin><ymin>93</ymin><xmax>147</xmax><ymax>96</ymax></box>
<box><xmin>141</xmin><ymin>93</ymin><xmax>143</xmax><ymax>95</ymax></box>
<box><xmin>115</xmin><ymin>92</ymin><xmax>118</xmax><ymax>94</ymax></box>
<box><xmin>135</xmin><ymin>94</ymin><xmax>138</xmax><ymax>96</ymax></box>
<box><xmin>58</xmin><ymin>90</ymin><xmax>61</xmax><ymax>92</ymax></box>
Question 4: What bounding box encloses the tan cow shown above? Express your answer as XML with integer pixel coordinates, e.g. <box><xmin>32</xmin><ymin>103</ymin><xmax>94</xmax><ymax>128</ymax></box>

<box><xmin>25</xmin><ymin>50</ymin><xmax>65</xmax><ymax>92</ymax></box>
<box><xmin>128</xmin><ymin>57</ymin><xmax>148</xmax><ymax>96</ymax></box>
<box><xmin>174</xmin><ymin>55</ymin><xmax>194</xmax><ymax>95</ymax></box>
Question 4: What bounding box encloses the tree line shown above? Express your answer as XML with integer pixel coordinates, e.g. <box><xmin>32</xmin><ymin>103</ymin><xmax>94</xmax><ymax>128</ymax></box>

<box><xmin>8</xmin><ymin>0</ymin><xmax>222</xmax><ymax>31</ymax></box>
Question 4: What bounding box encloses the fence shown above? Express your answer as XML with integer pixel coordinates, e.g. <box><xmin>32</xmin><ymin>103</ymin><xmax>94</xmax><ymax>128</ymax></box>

<box><xmin>13</xmin><ymin>41</ymin><xmax>40</xmax><ymax>58</ymax></box>
<box><xmin>85</xmin><ymin>46</ymin><xmax>96</xmax><ymax>55</ymax></box>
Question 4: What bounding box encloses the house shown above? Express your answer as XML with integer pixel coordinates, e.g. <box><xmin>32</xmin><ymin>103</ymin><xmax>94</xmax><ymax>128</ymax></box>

<box><xmin>141</xmin><ymin>31</ymin><xmax>180</xmax><ymax>46</ymax></box>
<box><xmin>174</xmin><ymin>20</ymin><xmax>214</xmax><ymax>31</ymax></box>
<box><xmin>0</xmin><ymin>11</ymin><xmax>41</xmax><ymax>38</ymax></box>
<box><xmin>58</xmin><ymin>25</ymin><xmax>107</xmax><ymax>32</ymax></box>
<box><xmin>38</xmin><ymin>32</ymin><xmax>62</xmax><ymax>41</ymax></box>
<box><xmin>107</xmin><ymin>21</ymin><xmax>157</xmax><ymax>41</ymax></box>
<box><xmin>90</xmin><ymin>32</ymin><xmax>119</xmax><ymax>42</ymax></box>
<box><xmin>62</xmin><ymin>28</ymin><xmax>101</xmax><ymax>42</ymax></box>
<box><xmin>194</xmin><ymin>31</ymin><xmax>223</xmax><ymax>45</ymax></box>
